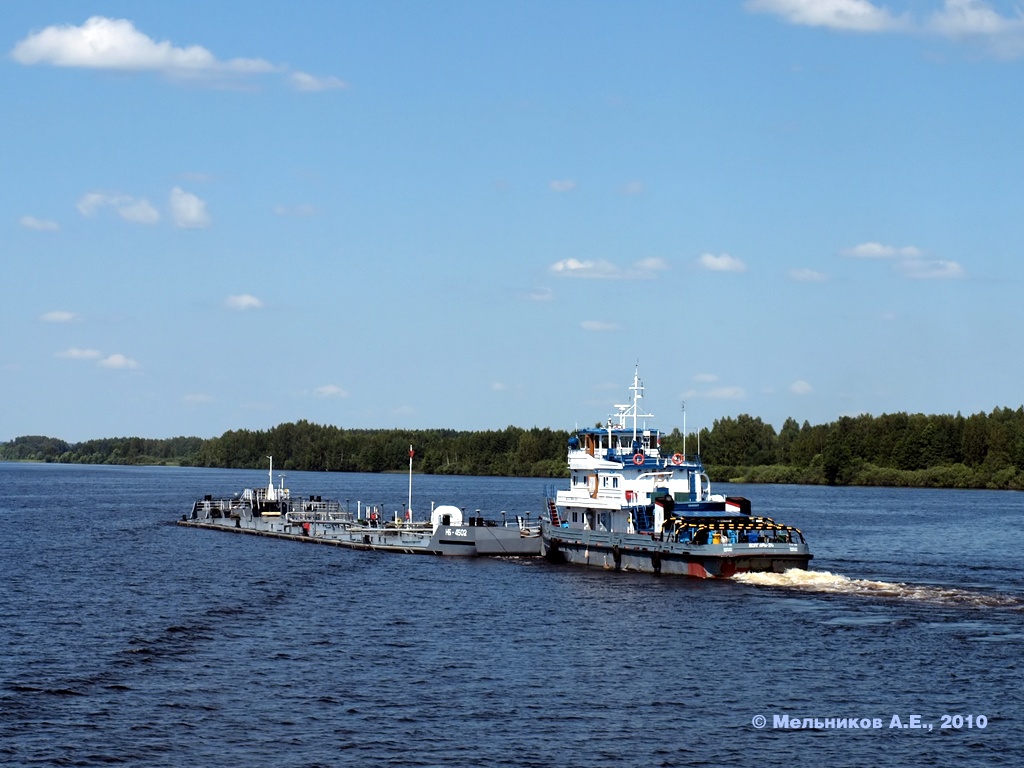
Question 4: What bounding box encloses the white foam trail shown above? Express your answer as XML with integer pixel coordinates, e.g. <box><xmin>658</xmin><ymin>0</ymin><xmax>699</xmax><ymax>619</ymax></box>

<box><xmin>732</xmin><ymin>569</ymin><xmax>1021</xmax><ymax>608</ymax></box>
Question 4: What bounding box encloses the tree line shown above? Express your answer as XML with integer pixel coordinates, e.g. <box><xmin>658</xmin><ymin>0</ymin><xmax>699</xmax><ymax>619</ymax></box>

<box><xmin>0</xmin><ymin>423</ymin><xmax>568</xmax><ymax>478</ymax></box>
<box><xmin>4</xmin><ymin>406</ymin><xmax>1024</xmax><ymax>489</ymax></box>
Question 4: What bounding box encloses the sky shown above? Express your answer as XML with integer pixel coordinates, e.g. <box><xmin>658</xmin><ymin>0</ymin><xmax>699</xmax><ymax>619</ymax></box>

<box><xmin>4</xmin><ymin>0</ymin><xmax>1024</xmax><ymax>443</ymax></box>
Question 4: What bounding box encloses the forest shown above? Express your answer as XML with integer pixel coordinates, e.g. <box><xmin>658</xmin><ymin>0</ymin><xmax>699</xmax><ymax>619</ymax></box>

<box><xmin>4</xmin><ymin>406</ymin><xmax>1024</xmax><ymax>490</ymax></box>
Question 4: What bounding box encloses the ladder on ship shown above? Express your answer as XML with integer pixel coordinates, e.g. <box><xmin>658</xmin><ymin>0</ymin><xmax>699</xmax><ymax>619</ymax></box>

<box><xmin>546</xmin><ymin>498</ymin><xmax>561</xmax><ymax>526</ymax></box>
<box><xmin>632</xmin><ymin>505</ymin><xmax>653</xmax><ymax>532</ymax></box>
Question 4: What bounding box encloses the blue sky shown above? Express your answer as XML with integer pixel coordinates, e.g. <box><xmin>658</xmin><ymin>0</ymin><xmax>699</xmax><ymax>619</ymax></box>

<box><xmin>4</xmin><ymin>1</ymin><xmax>1024</xmax><ymax>442</ymax></box>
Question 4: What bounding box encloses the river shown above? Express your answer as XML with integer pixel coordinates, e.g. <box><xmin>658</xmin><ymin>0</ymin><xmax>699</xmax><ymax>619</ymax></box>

<box><xmin>1</xmin><ymin>463</ymin><xmax>1021</xmax><ymax>767</ymax></box>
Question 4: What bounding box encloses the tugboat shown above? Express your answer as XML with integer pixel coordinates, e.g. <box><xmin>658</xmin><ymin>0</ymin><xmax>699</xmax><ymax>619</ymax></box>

<box><xmin>541</xmin><ymin>370</ymin><xmax>812</xmax><ymax>578</ymax></box>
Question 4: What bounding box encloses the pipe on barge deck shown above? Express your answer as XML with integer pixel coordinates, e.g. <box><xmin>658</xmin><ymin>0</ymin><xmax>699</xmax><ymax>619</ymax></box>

<box><xmin>176</xmin><ymin>519</ymin><xmax>441</xmax><ymax>555</ymax></box>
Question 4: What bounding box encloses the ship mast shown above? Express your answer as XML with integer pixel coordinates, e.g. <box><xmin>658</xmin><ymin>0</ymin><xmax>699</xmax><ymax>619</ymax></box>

<box><xmin>613</xmin><ymin>367</ymin><xmax>653</xmax><ymax>444</ymax></box>
<box><xmin>407</xmin><ymin>445</ymin><xmax>414</xmax><ymax>521</ymax></box>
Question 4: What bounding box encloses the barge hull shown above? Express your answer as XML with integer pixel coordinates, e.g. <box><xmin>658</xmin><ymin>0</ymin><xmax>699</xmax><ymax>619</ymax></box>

<box><xmin>178</xmin><ymin>518</ymin><xmax>541</xmax><ymax>557</ymax></box>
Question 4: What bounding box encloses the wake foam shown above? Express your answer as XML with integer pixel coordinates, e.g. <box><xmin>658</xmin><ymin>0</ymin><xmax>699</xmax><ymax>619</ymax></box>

<box><xmin>732</xmin><ymin>569</ymin><xmax>1021</xmax><ymax>608</ymax></box>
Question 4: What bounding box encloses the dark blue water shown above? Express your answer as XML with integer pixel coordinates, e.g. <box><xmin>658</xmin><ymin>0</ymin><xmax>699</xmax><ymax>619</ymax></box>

<box><xmin>1</xmin><ymin>463</ymin><xmax>1022</xmax><ymax>767</ymax></box>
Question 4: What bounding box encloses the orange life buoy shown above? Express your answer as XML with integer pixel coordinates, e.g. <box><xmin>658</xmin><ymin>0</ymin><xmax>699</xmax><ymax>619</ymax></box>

<box><xmin>633</xmin><ymin>453</ymin><xmax>644</xmax><ymax>466</ymax></box>
<box><xmin>671</xmin><ymin>453</ymin><xmax>684</xmax><ymax>465</ymax></box>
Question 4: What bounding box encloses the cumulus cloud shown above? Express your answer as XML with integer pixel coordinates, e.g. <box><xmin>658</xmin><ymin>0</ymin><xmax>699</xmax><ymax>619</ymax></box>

<box><xmin>927</xmin><ymin>0</ymin><xmax>1024</xmax><ymax>57</ymax></box>
<box><xmin>842</xmin><ymin>242</ymin><xmax>921</xmax><ymax>258</ymax></box>
<box><xmin>290</xmin><ymin>71</ymin><xmax>348</xmax><ymax>91</ymax></box>
<box><xmin>551</xmin><ymin>258</ymin><xmax>615</xmax><ymax>277</ymax></box>
<box><xmin>550</xmin><ymin>257</ymin><xmax>667</xmax><ymax>280</ymax></box>
<box><xmin>698</xmin><ymin>252</ymin><xmax>748</xmax><ymax>273</ymax></box>
<box><xmin>790</xmin><ymin>380</ymin><xmax>813</xmax><ymax>395</ymax></box>
<box><xmin>170</xmin><ymin>187</ymin><xmax>210</xmax><ymax>228</ymax></box>
<box><xmin>20</xmin><ymin>215</ymin><xmax>59</xmax><ymax>231</ymax></box>
<box><xmin>225</xmin><ymin>294</ymin><xmax>264</xmax><ymax>311</ymax></box>
<box><xmin>10</xmin><ymin>16</ymin><xmax>347</xmax><ymax>87</ymax></box>
<box><xmin>77</xmin><ymin>191</ymin><xmax>159</xmax><ymax>224</ymax></box>
<box><xmin>898</xmin><ymin>258</ymin><xmax>967</xmax><ymax>280</ymax></box>
<box><xmin>314</xmin><ymin>384</ymin><xmax>349</xmax><ymax>398</ymax></box>
<box><xmin>746</xmin><ymin>0</ymin><xmax>907</xmax><ymax>32</ymax></box>
<box><xmin>11</xmin><ymin>16</ymin><xmax>276</xmax><ymax>75</ymax></box>
<box><xmin>57</xmin><ymin>347</ymin><xmax>101</xmax><ymax>360</ymax></box>
<box><xmin>118</xmin><ymin>198</ymin><xmax>160</xmax><ymax>224</ymax></box>
<box><xmin>749</xmin><ymin>0</ymin><xmax>1024</xmax><ymax>59</ymax></box>
<box><xmin>77</xmin><ymin>192</ymin><xmax>121</xmax><ymax>216</ymax></box>
<box><xmin>549</xmin><ymin>179</ymin><xmax>577</xmax><ymax>193</ymax></box>
<box><xmin>99</xmin><ymin>353</ymin><xmax>140</xmax><ymax>369</ymax></box>
<box><xmin>843</xmin><ymin>242</ymin><xmax>965</xmax><ymax>279</ymax></box>
<box><xmin>41</xmin><ymin>311</ymin><xmax>78</xmax><ymax>323</ymax></box>
<box><xmin>634</xmin><ymin>257</ymin><xmax>669</xmax><ymax>273</ymax></box>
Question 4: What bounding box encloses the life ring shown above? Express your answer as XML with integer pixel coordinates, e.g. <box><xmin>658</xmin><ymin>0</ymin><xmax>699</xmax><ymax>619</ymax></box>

<box><xmin>632</xmin><ymin>453</ymin><xmax>644</xmax><ymax>466</ymax></box>
<box><xmin>671</xmin><ymin>453</ymin><xmax>684</xmax><ymax>465</ymax></box>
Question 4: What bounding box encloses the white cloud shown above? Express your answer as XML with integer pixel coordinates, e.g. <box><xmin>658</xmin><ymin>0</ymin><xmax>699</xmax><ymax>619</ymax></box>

<box><xmin>549</xmin><ymin>179</ymin><xmax>577</xmax><ymax>193</ymax></box>
<box><xmin>170</xmin><ymin>187</ymin><xmax>211</xmax><ymax>228</ymax></box>
<box><xmin>11</xmin><ymin>17</ymin><xmax>351</xmax><ymax>86</ymax></box>
<box><xmin>749</xmin><ymin>0</ymin><xmax>1024</xmax><ymax>58</ymax></box>
<box><xmin>41</xmin><ymin>311</ymin><xmax>78</xmax><ymax>323</ymax></box>
<box><xmin>11</xmin><ymin>16</ymin><xmax>276</xmax><ymax>75</ymax></box>
<box><xmin>634</xmin><ymin>257</ymin><xmax>669</xmax><ymax>273</ymax></box>
<box><xmin>790</xmin><ymin>267</ymin><xmax>828</xmax><ymax>282</ymax></box>
<box><xmin>491</xmin><ymin>382</ymin><xmax>508</xmax><ymax>392</ymax></box>
<box><xmin>550</xmin><ymin>257</ymin><xmax>667</xmax><ymax>280</ymax></box>
<box><xmin>117</xmin><ymin>198</ymin><xmax>160</xmax><ymax>224</ymax></box>
<box><xmin>927</xmin><ymin>0</ymin><xmax>1024</xmax><ymax>57</ymax></box>
<box><xmin>790</xmin><ymin>380</ymin><xmax>813</xmax><ymax>395</ymax></box>
<box><xmin>621</xmin><ymin>181</ymin><xmax>645</xmax><ymax>196</ymax></box>
<box><xmin>930</xmin><ymin>0</ymin><xmax>1020</xmax><ymax>36</ymax></box>
<box><xmin>698</xmin><ymin>252</ymin><xmax>748</xmax><ymax>273</ymax></box>
<box><xmin>581</xmin><ymin>320</ymin><xmax>620</xmax><ymax>332</ymax></box>
<box><xmin>57</xmin><ymin>347</ymin><xmax>101</xmax><ymax>360</ymax></box>
<box><xmin>76</xmin><ymin>191</ymin><xmax>159</xmax><ymax>224</ymax></box>
<box><xmin>290</xmin><ymin>71</ymin><xmax>348</xmax><ymax>91</ymax></box>
<box><xmin>898</xmin><ymin>258</ymin><xmax>967</xmax><ymax>280</ymax></box>
<box><xmin>551</xmin><ymin>258</ymin><xmax>618</xmax><ymax>278</ymax></box>
<box><xmin>693</xmin><ymin>373</ymin><xmax>719</xmax><ymax>383</ymax></box>
<box><xmin>100</xmin><ymin>353</ymin><xmax>139</xmax><ymax>369</ymax></box>
<box><xmin>77</xmin><ymin>192</ymin><xmax>121</xmax><ymax>216</ymax></box>
<box><xmin>746</xmin><ymin>0</ymin><xmax>908</xmax><ymax>32</ymax></box>
<box><xmin>842</xmin><ymin>242</ymin><xmax>922</xmax><ymax>258</ymax></box>
<box><xmin>20</xmin><ymin>215</ymin><xmax>59</xmax><ymax>231</ymax></box>
<box><xmin>225</xmin><ymin>294</ymin><xmax>264</xmax><ymax>311</ymax></box>
<box><xmin>315</xmin><ymin>384</ymin><xmax>349</xmax><ymax>398</ymax></box>
<box><xmin>184</xmin><ymin>393</ymin><xmax>213</xmax><ymax>404</ymax></box>
<box><xmin>843</xmin><ymin>242</ymin><xmax>964</xmax><ymax>279</ymax></box>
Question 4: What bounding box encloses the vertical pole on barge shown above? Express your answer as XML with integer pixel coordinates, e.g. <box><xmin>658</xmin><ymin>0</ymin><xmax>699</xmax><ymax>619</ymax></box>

<box><xmin>408</xmin><ymin>445</ymin><xmax>414</xmax><ymax>522</ymax></box>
